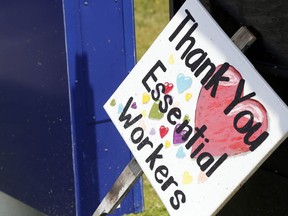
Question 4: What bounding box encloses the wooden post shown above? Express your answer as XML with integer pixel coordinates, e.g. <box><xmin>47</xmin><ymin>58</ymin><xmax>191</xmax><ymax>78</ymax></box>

<box><xmin>92</xmin><ymin>158</ymin><xmax>143</xmax><ymax>216</ymax></box>
<box><xmin>231</xmin><ymin>26</ymin><xmax>256</xmax><ymax>52</ymax></box>
<box><xmin>92</xmin><ymin>26</ymin><xmax>256</xmax><ymax>216</ymax></box>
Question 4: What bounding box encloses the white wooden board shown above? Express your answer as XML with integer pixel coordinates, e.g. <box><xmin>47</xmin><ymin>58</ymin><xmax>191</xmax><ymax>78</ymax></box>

<box><xmin>104</xmin><ymin>0</ymin><xmax>288</xmax><ymax>215</ymax></box>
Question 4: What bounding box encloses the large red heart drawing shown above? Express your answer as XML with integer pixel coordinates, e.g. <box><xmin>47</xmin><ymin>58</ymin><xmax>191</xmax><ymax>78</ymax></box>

<box><xmin>194</xmin><ymin>65</ymin><xmax>268</xmax><ymax>156</ymax></box>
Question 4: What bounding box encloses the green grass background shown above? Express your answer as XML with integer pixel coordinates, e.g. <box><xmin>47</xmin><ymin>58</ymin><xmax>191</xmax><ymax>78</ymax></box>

<box><xmin>126</xmin><ymin>1</ymin><xmax>170</xmax><ymax>215</ymax></box>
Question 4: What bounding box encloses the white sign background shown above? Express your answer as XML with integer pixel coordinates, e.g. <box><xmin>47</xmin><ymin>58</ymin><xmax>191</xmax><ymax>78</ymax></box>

<box><xmin>104</xmin><ymin>0</ymin><xmax>288</xmax><ymax>215</ymax></box>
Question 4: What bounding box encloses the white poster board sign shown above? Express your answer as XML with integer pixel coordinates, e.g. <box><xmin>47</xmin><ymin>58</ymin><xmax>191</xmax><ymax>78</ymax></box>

<box><xmin>104</xmin><ymin>0</ymin><xmax>288</xmax><ymax>215</ymax></box>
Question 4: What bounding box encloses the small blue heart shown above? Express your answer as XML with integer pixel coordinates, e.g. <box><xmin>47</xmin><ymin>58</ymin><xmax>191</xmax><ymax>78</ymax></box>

<box><xmin>177</xmin><ymin>73</ymin><xmax>192</xmax><ymax>93</ymax></box>
<box><xmin>176</xmin><ymin>146</ymin><xmax>186</xmax><ymax>159</ymax></box>
<box><xmin>118</xmin><ymin>103</ymin><xmax>124</xmax><ymax>114</ymax></box>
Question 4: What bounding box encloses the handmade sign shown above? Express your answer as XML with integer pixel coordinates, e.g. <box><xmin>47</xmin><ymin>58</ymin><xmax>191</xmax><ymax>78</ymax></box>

<box><xmin>104</xmin><ymin>0</ymin><xmax>288</xmax><ymax>215</ymax></box>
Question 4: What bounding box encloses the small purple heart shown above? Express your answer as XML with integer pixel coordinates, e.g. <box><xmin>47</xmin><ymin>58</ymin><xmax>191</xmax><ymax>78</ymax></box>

<box><xmin>150</xmin><ymin>128</ymin><xmax>156</xmax><ymax>135</ymax></box>
<box><xmin>131</xmin><ymin>102</ymin><xmax>137</xmax><ymax>109</ymax></box>
<box><xmin>173</xmin><ymin>124</ymin><xmax>187</xmax><ymax>144</ymax></box>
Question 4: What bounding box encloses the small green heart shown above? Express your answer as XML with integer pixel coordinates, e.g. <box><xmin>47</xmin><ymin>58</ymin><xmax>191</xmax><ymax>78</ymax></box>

<box><xmin>148</xmin><ymin>101</ymin><xmax>164</xmax><ymax>120</ymax></box>
<box><xmin>183</xmin><ymin>114</ymin><xmax>190</xmax><ymax>122</ymax></box>
<box><xmin>110</xmin><ymin>99</ymin><xmax>116</xmax><ymax>106</ymax></box>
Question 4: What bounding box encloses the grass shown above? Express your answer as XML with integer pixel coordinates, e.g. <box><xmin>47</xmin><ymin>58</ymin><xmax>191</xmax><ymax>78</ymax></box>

<box><xmin>126</xmin><ymin>1</ymin><xmax>170</xmax><ymax>215</ymax></box>
<box><xmin>134</xmin><ymin>0</ymin><xmax>170</xmax><ymax>60</ymax></box>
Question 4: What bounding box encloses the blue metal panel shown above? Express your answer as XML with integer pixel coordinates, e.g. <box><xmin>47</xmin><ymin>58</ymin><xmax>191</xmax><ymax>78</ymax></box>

<box><xmin>63</xmin><ymin>0</ymin><xmax>143</xmax><ymax>215</ymax></box>
<box><xmin>0</xmin><ymin>1</ymin><xmax>75</xmax><ymax>215</ymax></box>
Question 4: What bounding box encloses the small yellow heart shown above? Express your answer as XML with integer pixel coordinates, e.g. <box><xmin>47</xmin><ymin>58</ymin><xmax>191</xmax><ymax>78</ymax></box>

<box><xmin>141</xmin><ymin>110</ymin><xmax>147</xmax><ymax>117</ymax></box>
<box><xmin>182</xmin><ymin>171</ymin><xmax>193</xmax><ymax>185</ymax></box>
<box><xmin>168</xmin><ymin>54</ymin><xmax>175</xmax><ymax>65</ymax></box>
<box><xmin>185</xmin><ymin>93</ymin><xmax>192</xmax><ymax>101</ymax></box>
<box><xmin>173</xmin><ymin>101</ymin><xmax>180</xmax><ymax>107</ymax></box>
<box><xmin>138</xmin><ymin>120</ymin><xmax>146</xmax><ymax>131</ymax></box>
<box><xmin>165</xmin><ymin>140</ymin><xmax>171</xmax><ymax>148</ymax></box>
<box><xmin>142</xmin><ymin>93</ymin><xmax>150</xmax><ymax>104</ymax></box>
